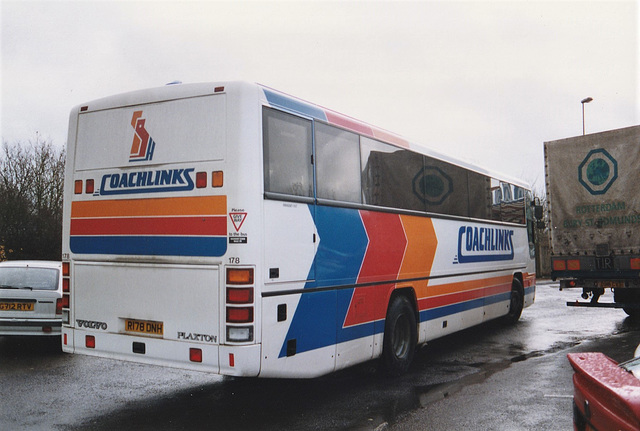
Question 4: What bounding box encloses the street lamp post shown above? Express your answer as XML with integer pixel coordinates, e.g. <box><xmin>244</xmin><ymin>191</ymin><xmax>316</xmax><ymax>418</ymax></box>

<box><xmin>581</xmin><ymin>97</ymin><xmax>593</xmax><ymax>135</ymax></box>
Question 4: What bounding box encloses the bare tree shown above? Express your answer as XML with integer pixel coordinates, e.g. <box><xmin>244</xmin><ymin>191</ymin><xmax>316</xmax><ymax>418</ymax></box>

<box><xmin>0</xmin><ymin>136</ymin><xmax>65</xmax><ymax>261</ymax></box>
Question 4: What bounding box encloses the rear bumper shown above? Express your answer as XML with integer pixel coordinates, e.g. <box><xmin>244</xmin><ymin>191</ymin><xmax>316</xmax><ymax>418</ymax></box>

<box><xmin>0</xmin><ymin>318</ymin><xmax>62</xmax><ymax>336</ymax></box>
<box><xmin>62</xmin><ymin>327</ymin><xmax>261</xmax><ymax>377</ymax></box>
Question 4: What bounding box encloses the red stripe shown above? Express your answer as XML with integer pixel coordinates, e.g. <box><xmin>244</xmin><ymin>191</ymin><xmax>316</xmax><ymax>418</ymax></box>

<box><xmin>418</xmin><ymin>283</ymin><xmax>511</xmax><ymax>310</ymax></box>
<box><xmin>325</xmin><ymin>111</ymin><xmax>374</xmax><ymax>136</ymax></box>
<box><xmin>70</xmin><ymin>216</ymin><xmax>226</xmax><ymax>236</ymax></box>
<box><xmin>344</xmin><ymin>211</ymin><xmax>407</xmax><ymax>326</ymax></box>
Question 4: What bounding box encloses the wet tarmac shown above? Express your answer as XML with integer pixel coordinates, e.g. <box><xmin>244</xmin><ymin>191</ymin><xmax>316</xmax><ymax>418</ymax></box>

<box><xmin>1</xmin><ymin>281</ymin><xmax>638</xmax><ymax>430</ymax></box>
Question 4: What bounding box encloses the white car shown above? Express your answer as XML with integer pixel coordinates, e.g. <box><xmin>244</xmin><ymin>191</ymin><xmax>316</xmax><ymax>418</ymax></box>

<box><xmin>0</xmin><ymin>261</ymin><xmax>63</xmax><ymax>336</ymax></box>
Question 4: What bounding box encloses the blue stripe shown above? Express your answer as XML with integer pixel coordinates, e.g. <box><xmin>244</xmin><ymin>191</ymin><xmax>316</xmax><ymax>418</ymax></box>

<box><xmin>70</xmin><ymin>236</ymin><xmax>227</xmax><ymax>257</ymax></box>
<box><xmin>312</xmin><ymin>205</ymin><xmax>368</xmax><ymax>288</ymax></box>
<box><xmin>263</xmin><ymin>88</ymin><xmax>327</xmax><ymax>121</ymax></box>
<box><xmin>278</xmin><ymin>290</ymin><xmax>337</xmax><ymax>358</ymax></box>
<box><xmin>279</xmin><ymin>206</ymin><xmax>368</xmax><ymax>357</ymax></box>
<box><xmin>419</xmin><ymin>291</ymin><xmax>511</xmax><ymax>322</ymax></box>
<box><xmin>420</xmin><ymin>297</ymin><xmax>485</xmax><ymax>321</ymax></box>
<box><xmin>485</xmin><ymin>291</ymin><xmax>512</xmax><ymax>306</ymax></box>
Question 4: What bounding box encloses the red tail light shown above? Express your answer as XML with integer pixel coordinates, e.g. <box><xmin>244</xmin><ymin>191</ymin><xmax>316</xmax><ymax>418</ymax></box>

<box><xmin>62</xmin><ymin>261</ymin><xmax>70</xmax><ymax>324</ymax></box>
<box><xmin>225</xmin><ymin>266</ymin><xmax>255</xmax><ymax>343</ymax></box>
<box><xmin>226</xmin><ymin>307</ymin><xmax>254</xmax><ymax>323</ymax></box>
<box><xmin>227</xmin><ymin>287</ymin><xmax>253</xmax><ymax>304</ymax></box>
<box><xmin>86</xmin><ymin>335</ymin><xmax>95</xmax><ymax>349</ymax></box>
<box><xmin>567</xmin><ymin>259</ymin><xmax>580</xmax><ymax>270</ymax></box>
<box><xmin>190</xmin><ymin>348</ymin><xmax>202</xmax><ymax>363</ymax></box>
<box><xmin>196</xmin><ymin>171</ymin><xmax>207</xmax><ymax>188</ymax></box>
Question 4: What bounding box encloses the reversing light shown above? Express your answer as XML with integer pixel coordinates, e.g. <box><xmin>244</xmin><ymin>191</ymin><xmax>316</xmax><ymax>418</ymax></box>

<box><xmin>227</xmin><ymin>268</ymin><xmax>254</xmax><ymax>285</ymax></box>
<box><xmin>227</xmin><ymin>326</ymin><xmax>253</xmax><ymax>342</ymax></box>
<box><xmin>190</xmin><ymin>348</ymin><xmax>203</xmax><ymax>363</ymax></box>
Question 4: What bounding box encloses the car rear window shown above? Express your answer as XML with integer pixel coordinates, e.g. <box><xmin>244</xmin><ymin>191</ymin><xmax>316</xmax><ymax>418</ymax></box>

<box><xmin>0</xmin><ymin>267</ymin><xmax>59</xmax><ymax>291</ymax></box>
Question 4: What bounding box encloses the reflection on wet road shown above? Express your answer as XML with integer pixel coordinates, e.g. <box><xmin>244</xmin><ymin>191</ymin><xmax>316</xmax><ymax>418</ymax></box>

<box><xmin>2</xmin><ymin>282</ymin><xmax>638</xmax><ymax>430</ymax></box>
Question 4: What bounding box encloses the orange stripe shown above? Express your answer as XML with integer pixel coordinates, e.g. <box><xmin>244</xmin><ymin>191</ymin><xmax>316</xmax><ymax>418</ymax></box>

<box><xmin>71</xmin><ymin>196</ymin><xmax>227</xmax><ymax>218</ymax></box>
<box><xmin>418</xmin><ymin>275</ymin><xmax>514</xmax><ymax>300</ymax></box>
<box><xmin>397</xmin><ymin>215</ymin><xmax>437</xmax><ymax>296</ymax></box>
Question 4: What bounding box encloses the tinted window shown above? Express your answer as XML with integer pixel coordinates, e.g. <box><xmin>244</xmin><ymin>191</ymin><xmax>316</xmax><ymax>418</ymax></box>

<box><xmin>500</xmin><ymin>182</ymin><xmax>526</xmax><ymax>224</ymax></box>
<box><xmin>263</xmin><ymin>108</ymin><xmax>313</xmax><ymax>197</ymax></box>
<box><xmin>468</xmin><ymin>171</ymin><xmax>492</xmax><ymax>220</ymax></box>
<box><xmin>361</xmin><ymin>137</ymin><xmax>425</xmax><ymax>211</ymax></box>
<box><xmin>420</xmin><ymin>157</ymin><xmax>470</xmax><ymax>217</ymax></box>
<box><xmin>315</xmin><ymin>123</ymin><xmax>361</xmax><ymax>203</ymax></box>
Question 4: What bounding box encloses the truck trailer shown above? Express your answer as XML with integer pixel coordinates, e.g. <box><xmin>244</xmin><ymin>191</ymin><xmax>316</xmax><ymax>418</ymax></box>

<box><xmin>544</xmin><ymin>125</ymin><xmax>640</xmax><ymax>315</ymax></box>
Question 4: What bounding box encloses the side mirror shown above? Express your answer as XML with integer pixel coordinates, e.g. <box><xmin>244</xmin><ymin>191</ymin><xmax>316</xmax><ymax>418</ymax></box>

<box><xmin>533</xmin><ymin>197</ymin><xmax>544</xmax><ymax>220</ymax></box>
<box><xmin>534</xmin><ymin>205</ymin><xmax>543</xmax><ymax>221</ymax></box>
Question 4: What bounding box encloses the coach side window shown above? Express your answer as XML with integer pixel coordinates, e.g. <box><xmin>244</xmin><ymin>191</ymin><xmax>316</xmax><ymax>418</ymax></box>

<box><xmin>315</xmin><ymin>122</ymin><xmax>361</xmax><ymax>203</ymax></box>
<box><xmin>263</xmin><ymin>107</ymin><xmax>313</xmax><ymax>198</ymax></box>
<box><xmin>361</xmin><ymin>137</ymin><xmax>425</xmax><ymax>212</ymax></box>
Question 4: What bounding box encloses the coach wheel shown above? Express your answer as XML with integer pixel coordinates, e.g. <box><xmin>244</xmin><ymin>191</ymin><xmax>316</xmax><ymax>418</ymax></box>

<box><xmin>502</xmin><ymin>278</ymin><xmax>524</xmax><ymax>325</ymax></box>
<box><xmin>382</xmin><ymin>295</ymin><xmax>417</xmax><ymax>376</ymax></box>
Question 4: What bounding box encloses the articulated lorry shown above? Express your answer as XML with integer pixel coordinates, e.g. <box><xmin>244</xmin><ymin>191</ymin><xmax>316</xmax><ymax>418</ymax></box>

<box><xmin>544</xmin><ymin>125</ymin><xmax>640</xmax><ymax>316</ymax></box>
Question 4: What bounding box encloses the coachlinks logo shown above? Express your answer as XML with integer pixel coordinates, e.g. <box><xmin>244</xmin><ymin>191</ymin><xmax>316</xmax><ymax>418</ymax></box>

<box><xmin>129</xmin><ymin>110</ymin><xmax>156</xmax><ymax>162</ymax></box>
<box><xmin>578</xmin><ymin>148</ymin><xmax>618</xmax><ymax>195</ymax></box>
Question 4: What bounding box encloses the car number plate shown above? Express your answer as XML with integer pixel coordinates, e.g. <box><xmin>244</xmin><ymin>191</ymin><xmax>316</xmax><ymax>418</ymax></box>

<box><xmin>597</xmin><ymin>280</ymin><xmax>625</xmax><ymax>289</ymax></box>
<box><xmin>125</xmin><ymin>318</ymin><xmax>164</xmax><ymax>336</ymax></box>
<box><xmin>0</xmin><ymin>301</ymin><xmax>34</xmax><ymax>311</ymax></box>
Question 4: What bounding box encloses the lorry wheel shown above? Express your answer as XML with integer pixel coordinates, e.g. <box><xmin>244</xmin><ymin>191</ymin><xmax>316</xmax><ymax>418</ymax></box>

<box><xmin>502</xmin><ymin>278</ymin><xmax>524</xmax><ymax>325</ymax></box>
<box><xmin>622</xmin><ymin>307</ymin><xmax>640</xmax><ymax>318</ymax></box>
<box><xmin>382</xmin><ymin>295</ymin><xmax>417</xmax><ymax>376</ymax></box>
<box><xmin>614</xmin><ymin>289</ymin><xmax>640</xmax><ymax>318</ymax></box>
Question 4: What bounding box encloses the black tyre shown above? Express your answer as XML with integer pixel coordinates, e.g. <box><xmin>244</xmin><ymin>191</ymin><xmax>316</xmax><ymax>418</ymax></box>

<box><xmin>614</xmin><ymin>289</ymin><xmax>640</xmax><ymax>318</ymax></box>
<box><xmin>502</xmin><ymin>278</ymin><xmax>524</xmax><ymax>325</ymax></box>
<box><xmin>622</xmin><ymin>307</ymin><xmax>640</xmax><ymax>318</ymax></box>
<box><xmin>382</xmin><ymin>295</ymin><xmax>417</xmax><ymax>376</ymax></box>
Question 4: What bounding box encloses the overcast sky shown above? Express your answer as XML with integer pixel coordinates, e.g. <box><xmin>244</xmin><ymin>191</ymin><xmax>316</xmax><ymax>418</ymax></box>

<box><xmin>1</xmin><ymin>1</ymin><xmax>638</xmax><ymax>192</ymax></box>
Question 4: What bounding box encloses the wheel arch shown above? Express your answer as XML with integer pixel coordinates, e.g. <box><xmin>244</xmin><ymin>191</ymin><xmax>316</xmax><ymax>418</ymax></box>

<box><xmin>386</xmin><ymin>287</ymin><xmax>419</xmax><ymax>331</ymax></box>
<box><xmin>512</xmin><ymin>272</ymin><xmax>524</xmax><ymax>294</ymax></box>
